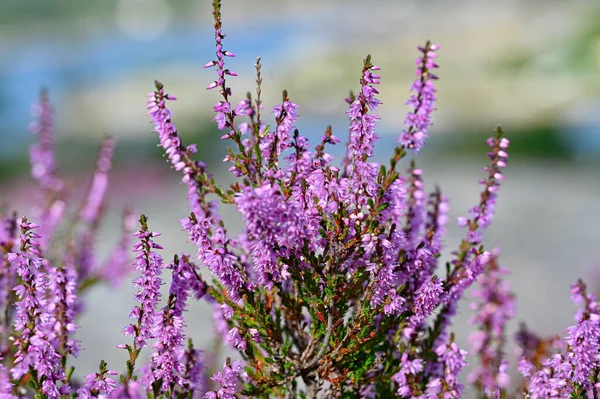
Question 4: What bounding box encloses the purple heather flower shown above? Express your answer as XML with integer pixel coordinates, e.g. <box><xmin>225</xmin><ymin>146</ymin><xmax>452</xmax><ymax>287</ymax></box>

<box><xmin>523</xmin><ymin>354</ymin><xmax>571</xmax><ymax>399</ymax></box>
<box><xmin>426</xmin><ymin>339</ymin><xmax>467</xmax><ymax>399</ymax></box>
<box><xmin>9</xmin><ymin>218</ymin><xmax>67</xmax><ymax>396</ymax></box>
<box><xmin>29</xmin><ymin>91</ymin><xmax>65</xmax><ymax>250</ymax></box>
<box><xmin>0</xmin><ymin>364</ymin><xmax>15</xmax><ymax>399</ymax></box>
<box><xmin>182</xmin><ymin>215</ymin><xmax>244</xmax><ymax>301</ymax></box>
<box><xmin>221</xmin><ymin>304</ymin><xmax>234</xmax><ymax>319</ymax></box>
<box><xmin>226</xmin><ymin>327</ymin><xmax>247</xmax><ymax>351</ymax></box>
<box><xmin>45</xmin><ymin>255</ymin><xmax>80</xmax><ymax>358</ymax></box>
<box><xmin>410</xmin><ymin>277</ymin><xmax>444</xmax><ymax>326</ymax></box>
<box><xmin>180</xmin><ymin>342</ymin><xmax>207</xmax><ymax>397</ymax></box>
<box><xmin>236</xmin><ymin>182</ymin><xmax>307</xmax><ymax>288</ymax></box>
<box><xmin>212</xmin><ymin>302</ymin><xmax>230</xmax><ymax>345</ymax></box>
<box><xmin>146</xmin><ymin>255</ymin><xmax>205</xmax><ymax>392</ymax></box>
<box><xmin>204</xmin><ymin>359</ymin><xmax>245</xmax><ymax>399</ymax></box>
<box><xmin>79</xmin><ymin>136</ymin><xmax>115</xmax><ymax>224</ymax></box>
<box><xmin>345</xmin><ymin>57</ymin><xmax>381</xmax><ymax>207</ymax></box>
<box><xmin>122</xmin><ymin>216</ymin><xmax>164</xmax><ymax>349</ymax></box>
<box><xmin>262</xmin><ymin>96</ymin><xmax>298</xmax><ymax>164</ymax></box>
<box><xmin>399</xmin><ymin>42</ymin><xmax>439</xmax><ymax>152</ymax></box>
<box><xmin>207</xmin><ymin>1</ymin><xmax>237</xmax><ymax>139</ymax></box>
<box><xmin>441</xmin><ymin>131</ymin><xmax>509</xmax><ymax>320</ymax></box>
<box><xmin>564</xmin><ymin>312</ymin><xmax>600</xmax><ymax>388</ymax></box>
<box><xmin>519</xmin><ymin>282</ymin><xmax>600</xmax><ymax>397</ymax></box>
<box><xmin>29</xmin><ymin>91</ymin><xmax>63</xmax><ymax>193</ymax></box>
<box><xmin>147</xmin><ymin>82</ymin><xmax>205</xmax><ymax>218</ymax></box>
<box><xmin>458</xmin><ymin>134</ymin><xmax>509</xmax><ymax>241</ymax></box>
<box><xmin>392</xmin><ymin>353</ymin><xmax>424</xmax><ymax>397</ymax></box>
<box><xmin>468</xmin><ymin>252</ymin><xmax>516</xmax><ymax>397</ymax></box>
<box><xmin>111</xmin><ymin>379</ymin><xmax>144</xmax><ymax>399</ymax></box>
<box><xmin>77</xmin><ymin>361</ymin><xmax>118</xmax><ymax>398</ymax></box>
<box><xmin>404</xmin><ymin>165</ymin><xmax>427</xmax><ymax>250</ymax></box>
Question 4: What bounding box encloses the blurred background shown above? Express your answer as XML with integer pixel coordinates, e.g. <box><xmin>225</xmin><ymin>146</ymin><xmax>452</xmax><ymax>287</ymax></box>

<box><xmin>1</xmin><ymin>0</ymin><xmax>600</xmax><ymax>394</ymax></box>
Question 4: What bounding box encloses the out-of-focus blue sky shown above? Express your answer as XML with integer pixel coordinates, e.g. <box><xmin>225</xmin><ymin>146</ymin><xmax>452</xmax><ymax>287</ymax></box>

<box><xmin>1</xmin><ymin>0</ymin><xmax>600</xmax><ymax>160</ymax></box>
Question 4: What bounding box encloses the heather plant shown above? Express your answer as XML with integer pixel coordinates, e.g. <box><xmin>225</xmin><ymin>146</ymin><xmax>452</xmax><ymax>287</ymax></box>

<box><xmin>1</xmin><ymin>1</ymin><xmax>599</xmax><ymax>398</ymax></box>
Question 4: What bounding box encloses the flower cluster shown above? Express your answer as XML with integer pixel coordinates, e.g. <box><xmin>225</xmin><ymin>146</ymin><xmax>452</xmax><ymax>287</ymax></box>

<box><xmin>1</xmin><ymin>2</ymin><xmax>599</xmax><ymax>399</ymax></box>
<box><xmin>399</xmin><ymin>42</ymin><xmax>439</xmax><ymax>152</ymax></box>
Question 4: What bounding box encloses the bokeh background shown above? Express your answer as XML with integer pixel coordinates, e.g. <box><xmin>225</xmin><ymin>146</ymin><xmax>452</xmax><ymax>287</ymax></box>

<box><xmin>1</xmin><ymin>0</ymin><xmax>600</xmax><ymax>395</ymax></box>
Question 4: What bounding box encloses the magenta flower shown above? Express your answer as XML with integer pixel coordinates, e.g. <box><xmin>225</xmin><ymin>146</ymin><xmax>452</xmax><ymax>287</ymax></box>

<box><xmin>468</xmin><ymin>252</ymin><xmax>516</xmax><ymax>397</ymax></box>
<box><xmin>28</xmin><ymin>90</ymin><xmax>65</xmax><ymax>250</ymax></box>
<box><xmin>399</xmin><ymin>42</ymin><xmax>439</xmax><ymax>151</ymax></box>
<box><xmin>122</xmin><ymin>215</ymin><xmax>164</xmax><ymax>349</ymax></box>
<box><xmin>79</xmin><ymin>136</ymin><xmax>115</xmax><ymax>225</ymax></box>
<box><xmin>146</xmin><ymin>255</ymin><xmax>205</xmax><ymax>393</ymax></box>
<box><xmin>8</xmin><ymin>218</ymin><xmax>68</xmax><ymax>397</ymax></box>
<box><xmin>204</xmin><ymin>359</ymin><xmax>245</xmax><ymax>399</ymax></box>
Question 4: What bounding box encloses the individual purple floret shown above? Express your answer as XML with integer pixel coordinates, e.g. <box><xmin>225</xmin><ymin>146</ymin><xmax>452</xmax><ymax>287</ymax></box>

<box><xmin>399</xmin><ymin>42</ymin><xmax>439</xmax><ymax>152</ymax></box>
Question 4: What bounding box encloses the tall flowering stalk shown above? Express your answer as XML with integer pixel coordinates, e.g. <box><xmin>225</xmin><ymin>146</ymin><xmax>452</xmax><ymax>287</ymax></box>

<box><xmin>468</xmin><ymin>252</ymin><xmax>516</xmax><ymax>397</ymax></box>
<box><xmin>120</xmin><ymin>215</ymin><xmax>164</xmax><ymax>382</ymax></box>
<box><xmin>28</xmin><ymin>90</ymin><xmax>65</xmax><ymax>250</ymax></box>
<box><xmin>399</xmin><ymin>42</ymin><xmax>439</xmax><ymax>152</ymax></box>
<box><xmin>145</xmin><ymin>255</ymin><xmax>206</xmax><ymax>396</ymax></box>
<box><xmin>8</xmin><ymin>218</ymin><xmax>68</xmax><ymax>397</ymax></box>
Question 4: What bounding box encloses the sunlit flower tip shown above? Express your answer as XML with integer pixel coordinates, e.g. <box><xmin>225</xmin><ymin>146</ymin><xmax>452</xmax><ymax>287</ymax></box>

<box><xmin>204</xmin><ymin>61</ymin><xmax>218</xmax><ymax>68</ymax></box>
<box><xmin>225</xmin><ymin>69</ymin><xmax>237</xmax><ymax>76</ymax></box>
<box><xmin>223</xmin><ymin>51</ymin><xmax>235</xmax><ymax>57</ymax></box>
<box><xmin>206</xmin><ymin>81</ymin><xmax>219</xmax><ymax>90</ymax></box>
<box><xmin>116</xmin><ymin>344</ymin><xmax>127</xmax><ymax>349</ymax></box>
<box><xmin>499</xmin><ymin>138</ymin><xmax>510</xmax><ymax>148</ymax></box>
<box><xmin>498</xmin><ymin>150</ymin><xmax>508</xmax><ymax>158</ymax></box>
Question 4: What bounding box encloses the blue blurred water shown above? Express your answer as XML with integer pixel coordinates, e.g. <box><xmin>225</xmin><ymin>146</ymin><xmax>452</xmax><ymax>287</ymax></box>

<box><xmin>0</xmin><ymin>20</ymin><xmax>299</xmax><ymax>154</ymax></box>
